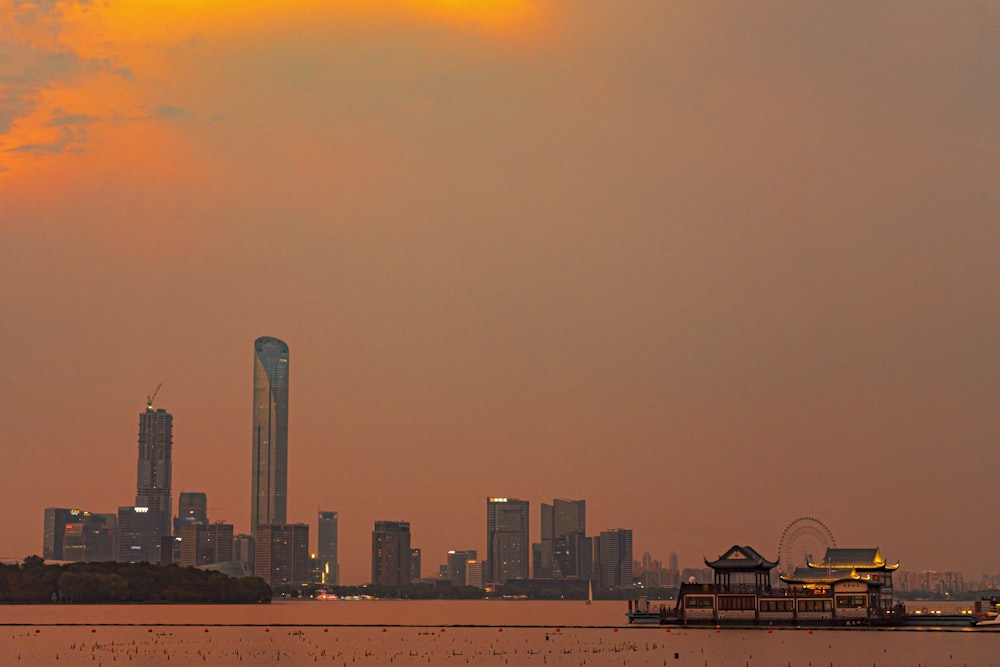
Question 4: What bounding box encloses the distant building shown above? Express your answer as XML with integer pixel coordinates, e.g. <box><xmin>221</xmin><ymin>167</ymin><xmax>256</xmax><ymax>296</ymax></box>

<box><xmin>43</xmin><ymin>508</ymin><xmax>77</xmax><ymax>560</ymax></box>
<box><xmin>410</xmin><ymin>548</ymin><xmax>421</xmax><ymax>582</ymax></box>
<box><xmin>233</xmin><ymin>533</ymin><xmax>255</xmax><ymax>577</ymax></box>
<box><xmin>251</xmin><ymin>337</ymin><xmax>289</xmax><ymax>538</ymax></box>
<box><xmin>317</xmin><ymin>511</ymin><xmax>339</xmax><ymax>586</ymax></box>
<box><xmin>466</xmin><ymin>560</ymin><xmax>484</xmax><ymax>588</ymax></box>
<box><xmin>597</xmin><ymin>529</ymin><xmax>633</xmax><ymax>589</ymax></box>
<box><xmin>486</xmin><ymin>497</ymin><xmax>529</xmax><ymax>584</ymax></box>
<box><xmin>446</xmin><ymin>550</ymin><xmax>477</xmax><ymax>587</ymax></box>
<box><xmin>539</xmin><ymin>499</ymin><xmax>586</xmax><ymax>578</ymax></box>
<box><xmin>371</xmin><ymin>521</ymin><xmax>411</xmax><ymax>587</ymax></box>
<box><xmin>174</xmin><ymin>492</ymin><xmax>208</xmax><ymax>535</ymax></box>
<box><xmin>179</xmin><ymin>522</ymin><xmax>234</xmax><ymax>567</ymax></box>
<box><xmin>116</xmin><ymin>505</ymin><xmax>158</xmax><ymax>562</ymax></box>
<box><xmin>44</xmin><ymin>509</ymin><xmax>116</xmax><ymax>562</ymax></box>
<box><xmin>255</xmin><ymin>523</ymin><xmax>310</xmax><ymax>589</ymax></box>
<box><xmin>133</xmin><ymin>398</ymin><xmax>173</xmax><ymax>561</ymax></box>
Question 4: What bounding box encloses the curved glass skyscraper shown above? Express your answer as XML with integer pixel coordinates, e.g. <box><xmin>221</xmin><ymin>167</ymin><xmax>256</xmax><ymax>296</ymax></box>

<box><xmin>252</xmin><ymin>336</ymin><xmax>289</xmax><ymax>536</ymax></box>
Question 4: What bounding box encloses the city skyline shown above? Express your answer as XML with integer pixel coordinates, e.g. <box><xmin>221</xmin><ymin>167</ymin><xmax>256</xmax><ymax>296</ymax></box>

<box><xmin>3</xmin><ymin>2</ymin><xmax>998</xmax><ymax>586</ymax></box>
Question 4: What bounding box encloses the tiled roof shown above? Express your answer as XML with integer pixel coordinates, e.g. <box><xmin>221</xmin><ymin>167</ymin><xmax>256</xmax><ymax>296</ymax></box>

<box><xmin>705</xmin><ymin>545</ymin><xmax>778</xmax><ymax>570</ymax></box>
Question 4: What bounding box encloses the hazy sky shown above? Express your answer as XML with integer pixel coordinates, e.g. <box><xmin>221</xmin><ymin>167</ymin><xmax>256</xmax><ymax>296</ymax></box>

<box><xmin>2</xmin><ymin>0</ymin><xmax>999</xmax><ymax>585</ymax></box>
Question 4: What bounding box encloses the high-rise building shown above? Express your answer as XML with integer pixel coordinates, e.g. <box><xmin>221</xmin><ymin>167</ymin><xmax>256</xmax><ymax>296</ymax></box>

<box><xmin>597</xmin><ymin>529</ymin><xmax>633</xmax><ymax>590</ymax></box>
<box><xmin>116</xmin><ymin>505</ymin><xmax>157</xmax><ymax>562</ymax></box>
<box><xmin>135</xmin><ymin>398</ymin><xmax>173</xmax><ymax>560</ymax></box>
<box><xmin>371</xmin><ymin>521</ymin><xmax>411</xmax><ymax>587</ymax></box>
<box><xmin>410</xmin><ymin>548</ymin><xmax>421</xmax><ymax>582</ymax></box>
<box><xmin>255</xmin><ymin>523</ymin><xmax>310</xmax><ymax>589</ymax></box>
<box><xmin>174</xmin><ymin>492</ymin><xmax>208</xmax><ymax>535</ymax></box>
<box><xmin>43</xmin><ymin>508</ymin><xmax>76</xmax><ymax>560</ymax></box>
<box><xmin>465</xmin><ymin>560</ymin><xmax>484</xmax><ymax>588</ymax></box>
<box><xmin>234</xmin><ymin>533</ymin><xmax>255</xmax><ymax>577</ymax></box>
<box><xmin>446</xmin><ymin>550</ymin><xmax>477</xmax><ymax>587</ymax></box>
<box><xmin>317</xmin><ymin>511</ymin><xmax>339</xmax><ymax>586</ymax></box>
<box><xmin>44</xmin><ymin>508</ymin><xmax>116</xmax><ymax>562</ymax></box>
<box><xmin>539</xmin><ymin>499</ymin><xmax>586</xmax><ymax>578</ymax></box>
<box><xmin>179</xmin><ymin>522</ymin><xmax>234</xmax><ymax>567</ymax></box>
<box><xmin>63</xmin><ymin>513</ymin><xmax>116</xmax><ymax>563</ymax></box>
<box><xmin>486</xmin><ymin>497</ymin><xmax>529</xmax><ymax>584</ymax></box>
<box><xmin>251</xmin><ymin>336</ymin><xmax>289</xmax><ymax>536</ymax></box>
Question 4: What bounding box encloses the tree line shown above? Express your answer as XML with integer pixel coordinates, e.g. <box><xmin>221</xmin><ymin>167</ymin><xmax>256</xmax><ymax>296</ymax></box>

<box><xmin>0</xmin><ymin>556</ymin><xmax>271</xmax><ymax>604</ymax></box>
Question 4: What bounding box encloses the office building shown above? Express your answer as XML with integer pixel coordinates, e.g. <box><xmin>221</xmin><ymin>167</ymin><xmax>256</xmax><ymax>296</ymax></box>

<box><xmin>116</xmin><ymin>505</ymin><xmax>158</xmax><ymax>562</ymax></box>
<box><xmin>255</xmin><ymin>523</ymin><xmax>310</xmax><ymax>589</ymax></box>
<box><xmin>317</xmin><ymin>510</ymin><xmax>339</xmax><ymax>586</ymax></box>
<box><xmin>179</xmin><ymin>521</ymin><xmax>234</xmax><ymax>567</ymax></box>
<box><xmin>486</xmin><ymin>497</ymin><xmax>529</xmax><ymax>583</ymax></box>
<box><xmin>410</xmin><ymin>548</ymin><xmax>421</xmax><ymax>582</ymax></box>
<box><xmin>43</xmin><ymin>508</ymin><xmax>77</xmax><ymax>560</ymax></box>
<box><xmin>597</xmin><ymin>529</ymin><xmax>633</xmax><ymax>589</ymax></box>
<box><xmin>44</xmin><ymin>508</ymin><xmax>115</xmax><ymax>562</ymax></box>
<box><xmin>251</xmin><ymin>336</ymin><xmax>289</xmax><ymax>536</ymax></box>
<box><xmin>539</xmin><ymin>498</ymin><xmax>587</xmax><ymax>578</ymax></box>
<box><xmin>234</xmin><ymin>533</ymin><xmax>255</xmax><ymax>577</ymax></box>
<box><xmin>465</xmin><ymin>560</ymin><xmax>484</xmax><ymax>588</ymax></box>
<box><xmin>446</xmin><ymin>550</ymin><xmax>477</xmax><ymax>587</ymax></box>
<box><xmin>134</xmin><ymin>397</ymin><xmax>173</xmax><ymax>561</ymax></box>
<box><xmin>371</xmin><ymin>521</ymin><xmax>411</xmax><ymax>587</ymax></box>
<box><xmin>174</xmin><ymin>492</ymin><xmax>208</xmax><ymax>536</ymax></box>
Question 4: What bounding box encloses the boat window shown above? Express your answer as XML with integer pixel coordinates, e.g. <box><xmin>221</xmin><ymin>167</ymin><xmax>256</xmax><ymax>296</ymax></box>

<box><xmin>760</xmin><ymin>599</ymin><xmax>793</xmax><ymax>612</ymax></box>
<box><xmin>685</xmin><ymin>596</ymin><xmax>714</xmax><ymax>608</ymax></box>
<box><xmin>717</xmin><ymin>596</ymin><xmax>755</xmax><ymax>611</ymax></box>
<box><xmin>836</xmin><ymin>595</ymin><xmax>867</xmax><ymax>608</ymax></box>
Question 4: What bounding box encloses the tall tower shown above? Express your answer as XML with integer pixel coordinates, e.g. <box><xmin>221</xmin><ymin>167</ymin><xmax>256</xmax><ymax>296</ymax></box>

<box><xmin>136</xmin><ymin>396</ymin><xmax>173</xmax><ymax>557</ymax></box>
<box><xmin>540</xmin><ymin>498</ymin><xmax>587</xmax><ymax>578</ymax></box>
<box><xmin>371</xmin><ymin>520</ymin><xmax>412</xmax><ymax>587</ymax></box>
<box><xmin>251</xmin><ymin>336</ymin><xmax>289</xmax><ymax>536</ymax></box>
<box><xmin>486</xmin><ymin>497</ymin><xmax>529</xmax><ymax>584</ymax></box>
<box><xmin>318</xmin><ymin>511</ymin><xmax>340</xmax><ymax>586</ymax></box>
<box><xmin>598</xmin><ymin>528</ymin><xmax>633</xmax><ymax>589</ymax></box>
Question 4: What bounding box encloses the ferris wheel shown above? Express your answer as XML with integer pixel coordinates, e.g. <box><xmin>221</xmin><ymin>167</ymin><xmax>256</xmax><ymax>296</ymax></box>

<box><xmin>777</xmin><ymin>517</ymin><xmax>836</xmax><ymax>576</ymax></box>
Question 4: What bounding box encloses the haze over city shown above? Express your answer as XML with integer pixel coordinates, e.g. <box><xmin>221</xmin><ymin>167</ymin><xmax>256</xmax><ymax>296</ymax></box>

<box><xmin>2</xmin><ymin>1</ymin><xmax>999</xmax><ymax>585</ymax></box>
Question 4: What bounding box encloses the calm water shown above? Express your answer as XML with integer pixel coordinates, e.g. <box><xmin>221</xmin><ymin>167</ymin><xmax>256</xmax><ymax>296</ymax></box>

<box><xmin>1</xmin><ymin>600</ymin><xmax>996</xmax><ymax>666</ymax></box>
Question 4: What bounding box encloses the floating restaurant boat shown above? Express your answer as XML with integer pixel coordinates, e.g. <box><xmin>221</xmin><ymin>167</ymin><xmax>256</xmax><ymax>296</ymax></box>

<box><xmin>628</xmin><ymin>545</ymin><xmax>908</xmax><ymax>627</ymax></box>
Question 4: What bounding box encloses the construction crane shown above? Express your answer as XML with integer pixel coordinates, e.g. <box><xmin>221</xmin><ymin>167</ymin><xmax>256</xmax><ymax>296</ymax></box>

<box><xmin>146</xmin><ymin>383</ymin><xmax>162</xmax><ymax>411</ymax></box>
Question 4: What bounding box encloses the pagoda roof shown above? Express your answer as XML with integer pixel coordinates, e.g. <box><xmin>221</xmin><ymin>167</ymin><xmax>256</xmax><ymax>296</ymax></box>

<box><xmin>780</xmin><ymin>566</ymin><xmax>873</xmax><ymax>585</ymax></box>
<box><xmin>705</xmin><ymin>545</ymin><xmax>778</xmax><ymax>571</ymax></box>
<box><xmin>808</xmin><ymin>548</ymin><xmax>898</xmax><ymax>571</ymax></box>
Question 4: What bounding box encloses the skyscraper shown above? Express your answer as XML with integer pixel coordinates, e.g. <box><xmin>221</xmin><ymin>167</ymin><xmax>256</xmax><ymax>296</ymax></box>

<box><xmin>251</xmin><ymin>336</ymin><xmax>289</xmax><ymax>536</ymax></box>
<box><xmin>174</xmin><ymin>492</ymin><xmax>208</xmax><ymax>535</ymax></box>
<box><xmin>597</xmin><ymin>528</ymin><xmax>633</xmax><ymax>589</ymax></box>
<box><xmin>255</xmin><ymin>523</ymin><xmax>310</xmax><ymax>589</ymax></box>
<box><xmin>539</xmin><ymin>498</ymin><xmax>587</xmax><ymax>578</ymax></box>
<box><xmin>134</xmin><ymin>398</ymin><xmax>173</xmax><ymax>561</ymax></box>
<box><xmin>486</xmin><ymin>497</ymin><xmax>529</xmax><ymax>584</ymax></box>
<box><xmin>371</xmin><ymin>521</ymin><xmax>412</xmax><ymax>587</ymax></box>
<box><xmin>317</xmin><ymin>511</ymin><xmax>339</xmax><ymax>586</ymax></box>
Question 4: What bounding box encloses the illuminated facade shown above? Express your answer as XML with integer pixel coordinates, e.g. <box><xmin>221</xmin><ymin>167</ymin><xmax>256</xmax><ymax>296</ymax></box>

<box><xmin>251</xmin><ymin>336</ymin><xmax>289</xmax><ymax>536</ymax></box>
<box><xmin>486</xmin><ymin>497</ymin><xmax>529</xmax><ymax>583</ymax></box>
<box><xmin>135</xmin><ymin>403</ymin><xmax>173</xmax><ymax>560</ymax></box>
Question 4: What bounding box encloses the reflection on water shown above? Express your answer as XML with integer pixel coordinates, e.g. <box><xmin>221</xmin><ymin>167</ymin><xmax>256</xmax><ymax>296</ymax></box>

<box><xmin>1</xmin><ymin>601</ymin><xmax>994</xmax><ymax>666</ymax></box>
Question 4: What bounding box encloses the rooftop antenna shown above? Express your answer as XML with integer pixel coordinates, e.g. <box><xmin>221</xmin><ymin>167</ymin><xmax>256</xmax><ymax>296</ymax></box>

<box><xmin>146</xmin><ymin>383</ymin><xmax>162</xmax><ymax>411</ymax></box>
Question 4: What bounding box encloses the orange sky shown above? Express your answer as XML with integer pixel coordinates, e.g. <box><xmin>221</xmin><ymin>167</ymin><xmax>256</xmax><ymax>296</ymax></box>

<box><xmin>2</xmin><ymin>0</ymin><xmax>999</xmax><ymax>585</ymax></box>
